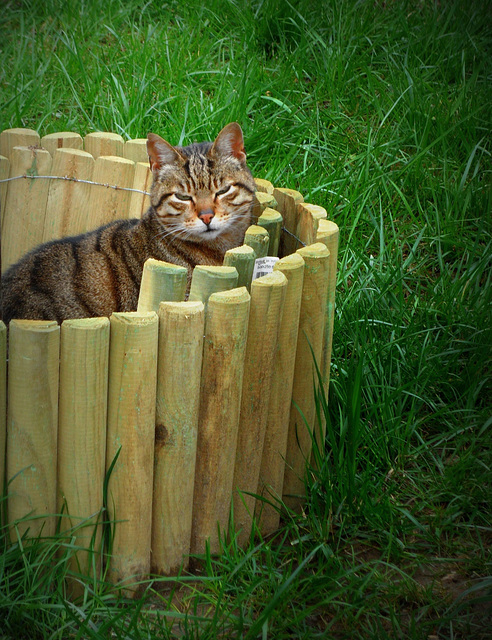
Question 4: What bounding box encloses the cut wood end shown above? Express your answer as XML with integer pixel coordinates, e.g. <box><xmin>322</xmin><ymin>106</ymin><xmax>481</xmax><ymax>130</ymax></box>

<box><xmin>97</xmin><ymin>155</ymin><xmax>135</xmax><ymax>166</ymax></box>
<box><xmin>255</xmin><ymin>191</ymin><xmax>275</xmax><ymax>204</ymax></box>
<box><xmin>273</xmin><ymin>187</ymin><xmax>304</xmax><ymax>202</ymax></box>
<box><xmin>52</xmin><ymin>147</ymin><xmax>93</xmax><ymax>159</ymax></box>
<box><xmin>158</xmin><ymin>300</ymin><xmax>204</xmax><ymax>316</ymax></box>
<box><xmin>225</xmin><ymin>245</ymin><xmax>256</xmax><ymax>256</ymax></box>
<box><xmin>254</xmin><ymin>178</ymin><xmax>274</xmax><ymax>194</ymax></box>
<box><xmin>42</xmin><ymin>132</ymin><xmax>83</xmax><ymax>141</ymax></box>
<box><xmin>245</xmin><ymin>225</ymin><xmax>269</xmax><ymax>236</ymax></box>
<box><xmin>258</xmin><ymin>208</ymin><xmax>283</xmax><ymax>221</ymax></box>
<box><xmin>9</xmin><ymin>319</ymin><xmax>59</xmax><ymax>332</ymax></box>
<box><xmin>85</xmin><ymin>132</ymin><xmax>124</xmax><ymax>142</ymax></box>
<box><xmin>209</xmin><ymin>286</ymin><xmax>250</xmax><ymax>305</ymax></box>
<box><xmin>274</xmin><ymin>252</ymin><xmax>305</xmax><ymax>270</ymax></box>
<box><xmin>252</xmin><ymin>270</ymin><xmax>287</xmax><ymax>287</ymax></box>
<box><xmin>297</xmin><ymin>242</ymin><xmax>330</xmax><ymax>258</ymax></box>
<box><xmin>110</xmin><ymin>311</ymin><xmax>158</xmax><ymax>325</ymax></box>
<box><xmin>317</xmin><ymin>219</ymin><xmax>339</xmax><ymax>234</ymax></box>
<box><xmin>61</xmin><ymin>317</ymin><xmax>110</xmax><ymax>330</ymax></box>
<box><xmin>143</xmin><ymin>258</ymin><xmax>187</xmax><ymax>273</ymax></box>
<box><xmin>298</xmin><ymin>202</ymin><xmax>327</xmax><ymax>220</ymax></box>
<box><xmin>1</xmin><ymin>127</ymin><xmax>38</xmax><ymax>135</ymax></box>
<box><xmin>193</xmin><ymin>265</ymin><xmax>238</xmax><ymax>277</ymax></box>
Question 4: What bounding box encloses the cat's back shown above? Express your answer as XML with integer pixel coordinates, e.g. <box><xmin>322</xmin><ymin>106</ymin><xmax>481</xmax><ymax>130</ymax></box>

<box><xmin>1</xmin><ymin>218</ymin><xmax>143</xmax><ymax>324</ymax></box>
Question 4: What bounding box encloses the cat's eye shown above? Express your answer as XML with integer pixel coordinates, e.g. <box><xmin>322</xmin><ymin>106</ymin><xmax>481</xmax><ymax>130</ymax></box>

<box><xmin>216</xmin><ymin>185</ymin><xmax>232</xmax><ymax>197</ymax></box>
<box><xmin>175</xmin><ymin>193</ymin><xmax>193</xmax><ymax>201</ymax></box>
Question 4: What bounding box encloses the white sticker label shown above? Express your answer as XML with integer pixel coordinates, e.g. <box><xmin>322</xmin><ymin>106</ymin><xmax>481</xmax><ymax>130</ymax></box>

<box><xmin>252</xmin><ymin>256</ymin><xmax>280</xmax><ymax>281</ymax></box>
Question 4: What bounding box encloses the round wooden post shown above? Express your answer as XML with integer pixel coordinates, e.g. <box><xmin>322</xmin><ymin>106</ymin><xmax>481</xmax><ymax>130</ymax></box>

<box><xmin>87</xmin><ymin>155</ymin><xmax>135</xmax><ymax>230</ymax></box>
<box><xmin>0</xmin><ymin>322</ymin><xmax>6</xmax><ymax>515</ymax></box>
<box><xmin>244</xmin><ymin>225</ymin><xmax>269</xmax><ymax>259</ymax></box>
<box><xmin>188</xmin><ymin>265</ymin><xmax>238</xmax><ymax>305</ymax></box>
<box><xmin>223</xmin><ymin>245</ymin><xmax>256</xmax><ymax>290</ymax></box>
<box><xmin>43</xmin><ymin>148</ymin><xmax>95</xmax><ymax>241</ymax></box>
<box><xmin>191</xmin><ymin>287</ymin><xmax>250</xmax><ymax>556</ymax></box>
<box><xmin>58</xmin><ymin>317</ymin><xmax>110</xmax><ymax>594</ymax></box>
<box><xmin>282</xmin><ymin>243</ymin><xmax>330</xmax><ymax>512</ymax></box>
<box><xmin>257</xmin><ymin>208</ymin><xmax>283</xmax><ymax>256</ymax></box>
<box><xmin>254</xmin><ymin>178</ymin><xmax>274</xmax><ymax>194</ymax></box>
<box><xmin>273</xmin><ymin>187</ymin><xmax>304</xmax><ymax>257</ymax></box>
<box><xmin>137</xmin><ymin>258</ymin><xmax>187</xmax><ymax>312</ymax></box>
<box><xmin>84</xmin><ymin>132</ymin><xmax>124</xmax><ymax>159</ymax></box>
<box><xmin>7</xmin><ymin>320</ymin><xmax>60</xmax><ymax>539</ymax></box>
<box><xmin>0</xmin><ymin>154</ymin><xmax>10</xmax><ymax>225</ymax></box>
<box><xmin>316</xmin><ymin>219</ymin><xmax>340</xmax><ymax>392</ymax></box>
<box><xmin>297</xmin><ymin>202</ymin><xmax>327</xmax><ymax>247</ymax></box>
<box><xmin>257</xmin><ymin>253</ymin><xmax>305</xmax><ymax>535</ymax></box>
<box><xmin>124</xmin><ymin>139</ymin><xmax>148</xmax><ymax>163</ymax></box>
<box><xmin>128</xmin><ymin>162</ymin><xmax>152</xmax><ymax>219</ymax></box>
<box><xmin>311</xmin><ymin>220</ymin><xmax>340</xmax><ymax>466</ymax></box>
<box><xmin>41</xmin><ymin>132</ymin><xmax>83</xmax><ymax>155</ymax></box>
<box><xmin>152</xmin><ymin>301</ymin><xmax>205</xmax><ymax>575</ymax></box>
<box><xmin>232</xmin><ymin>271</ymin><xmax>287</xmax><ymax>546</ymax></box>
<box><xmin>252</xmin><ymin>191</ymin><xmax>278</xmax><ymax>221</ymax></box>
<box><xmin>0</xmin><ymin>128</ymin><xmax>40</xmax><ymax>160</ymax></box>
<box><xmin>106</xmin><ymin>312</ymin><xmax>158</xmax><ymax>592</ymax></box>
<box><xmin>2</xmin><ymin>146</ymin><xmax>52</xmax><ymax>271</ymax></box>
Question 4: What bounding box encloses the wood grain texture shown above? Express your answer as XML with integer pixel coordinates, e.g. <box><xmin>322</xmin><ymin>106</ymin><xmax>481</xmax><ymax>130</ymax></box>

<box><xmin>254</xmin><ymin>178</ymin><xmax>274</xmax><ymax>194</ymax></box>
<box><xmin>244</xmin><ymin>224</ymin><xmax>269</xmax><ymax>259</ymax></box>
<box><xmin>2</xmin><ymin>146</ymin><xmax>52</xmax><ymax>271</ymax></box>
<box><xmin>0</xmin><ymin>155</ymin><xmax>9</xmax><ymax>231</ymax></box>
<box><xmin>223</xmin><ymin>245</ymin><xmax>256</xmax><ymax>290</ymax></box>
<box><xmin>7</xmin><ymin>320</ymin><xmax>60</xmax><ymax>539</ymax></box>
<box><xmin>106</xmin><ymin>312</ymin><xmax>158</xmax><ymax>592</ymax></box>
<box><xmin>252</xmin><ymin>191</ymin><xmax>278</xmax><ymax>221</ymax></box>
<box><xmin>87</xmin><ymin>155</ymin><xmax>135</xmax><ymax>230</ymax></box>
<box><xmin>128</xmin><ymin>162</ymin><xmax>152</xmax><ymax>219</ymax></box>
<box><xmin>0</xmin><ymin>128</ymin><xmax>40</xmax><ymax>160</ymax></box>
<box><xmin>137</xmin><ymin>258</ymin><xmax>187</xmax><ymax>312</ymax></box>
<box><xmin>232</xmin><ymin>271</ymin><xmax>287</xmax><ymax>545</ymax></box>
<box><xmin>124</xmin><ymin>139</ymin><xmax>148</xmax><ymax>163</ymax></box>
<box><xmin>314</xmin><ymin>219</ymin><xmax>340</xmax><ymax>464</ymax></box>
<box><xmin>296</xmin><ymin>202</ymin><xmax>327</xmax><ymax>247</ymax></box>
<box><xmin>189</xmin><ymin>265</ymin><xmax>239</xmax><ymax>306</ymax></box>
<box><xmin>41</xmin><ymin>132</ymin><xmax>83</xmax><ymax>155</ymax></box>
<box><xmin>282</xmin><ymin>243</ymin><xmax>330</xmax><ymax>512</ymax></box>
<box><xmin>191</xmin><ymin>287</ymin><xmax>250</xmax><ymax>555</ymax></box>
<box><xmin>257</xmin><ymin>253</ymin><xmax>305</xmax><ymax>534</ymax></box>
<box><xmin>58</xmin><ymin>317</ymin><xmax>110</xmax><ymax>592</ymax></box>
<box><xmin>152</xmin><ymin>301</ymin><xmax>204</xmax><ymax>575</ymax></box>
<box><xmin>273</xmin><ymin>187</ymin><xmax>304</xmax><ymax>257</ymax></box>
<box><xmin>0</xmin><ymin>322</ymin><xmax>6</xmax><ymax>516</ymax></box>
<box><xmin>84</xmin><ymin>132</ymin><xmax>124</xmax><ymax>159</ymax></box>
<box><xmin>43</xmin><ymin>148</ymin><xmax>95</xmax><ymax>241</ymax></box>
<box><xmin>257</xmin><ymin>208</ymin><xmax>283</xmax><ymax>257</ymax></box>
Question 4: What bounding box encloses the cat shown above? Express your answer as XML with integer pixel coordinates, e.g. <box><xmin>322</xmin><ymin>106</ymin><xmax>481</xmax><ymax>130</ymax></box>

<box><xmin>1</xmin><ymin>122</ymin><xmax>255</xmax><ymax>324</ymax></box>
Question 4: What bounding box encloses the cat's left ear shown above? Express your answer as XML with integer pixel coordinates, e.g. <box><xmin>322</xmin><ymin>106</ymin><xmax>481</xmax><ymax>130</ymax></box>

<box><xmin>147</xmin><ymin>133</ymin><xmax>185</xmax><ymax>172</ymax></box>
<box><xmin>211</xmin><ymin>123</ymin><xmax>247</xmax><ymax>164</ymax></box>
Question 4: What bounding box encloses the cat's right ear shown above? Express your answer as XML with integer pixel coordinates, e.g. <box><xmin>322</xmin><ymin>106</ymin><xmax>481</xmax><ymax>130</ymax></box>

<box><xmin>147</xmin><ymin>133</ymin><xmax>184</xmax><ymax>172</ymax></box>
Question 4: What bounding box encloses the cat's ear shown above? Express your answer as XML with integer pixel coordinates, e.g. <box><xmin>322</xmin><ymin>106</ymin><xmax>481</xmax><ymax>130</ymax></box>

<box><xmin>147</xmin><ymin>133</ymin><xmax>184</xmax><ymax>172</ymax></box>
<box><xmin>211</xmin><ymin>123</ymin><xmax>246</xmax><ymax>164</ymax></box>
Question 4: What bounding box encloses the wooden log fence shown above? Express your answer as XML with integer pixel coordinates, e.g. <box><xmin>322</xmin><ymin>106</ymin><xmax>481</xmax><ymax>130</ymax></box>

<box><xmin>0</xmin><ymin>128</ymin><xmax>339</xmax><ymax>592</ymax></box>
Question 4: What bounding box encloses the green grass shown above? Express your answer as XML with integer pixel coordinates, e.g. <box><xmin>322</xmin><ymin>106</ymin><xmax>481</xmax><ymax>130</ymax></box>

<box><xmin>1</xmin><ymin>0</ymin><xmax>491</xmax><ymax>637</ymax></box>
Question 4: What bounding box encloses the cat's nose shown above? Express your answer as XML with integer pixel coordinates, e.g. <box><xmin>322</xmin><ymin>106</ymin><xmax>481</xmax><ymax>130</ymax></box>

<box><xmin>198</xmin><ymin>209</ymin><xmax>214</xmax><ymax>226</ymax></box>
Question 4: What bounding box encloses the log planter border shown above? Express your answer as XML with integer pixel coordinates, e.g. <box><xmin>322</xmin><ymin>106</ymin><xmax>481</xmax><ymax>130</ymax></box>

<box><xmin>0</xmin><ymin>128</ymin><xmax>339</xmax><ymax>592</ymax></box>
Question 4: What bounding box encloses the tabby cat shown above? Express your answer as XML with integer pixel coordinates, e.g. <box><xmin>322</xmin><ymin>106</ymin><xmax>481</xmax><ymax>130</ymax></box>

<box><xmin>1</xmin><ymin>123</ymin><xmax>255</xmax><ymax>324</ymax></box>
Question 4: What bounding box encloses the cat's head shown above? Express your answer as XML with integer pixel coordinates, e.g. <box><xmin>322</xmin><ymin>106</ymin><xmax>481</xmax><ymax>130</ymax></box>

<box><xmin>146</xmin><ymin>123</ymin><xmax>255</xmax><ymax>246</ymax></box>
